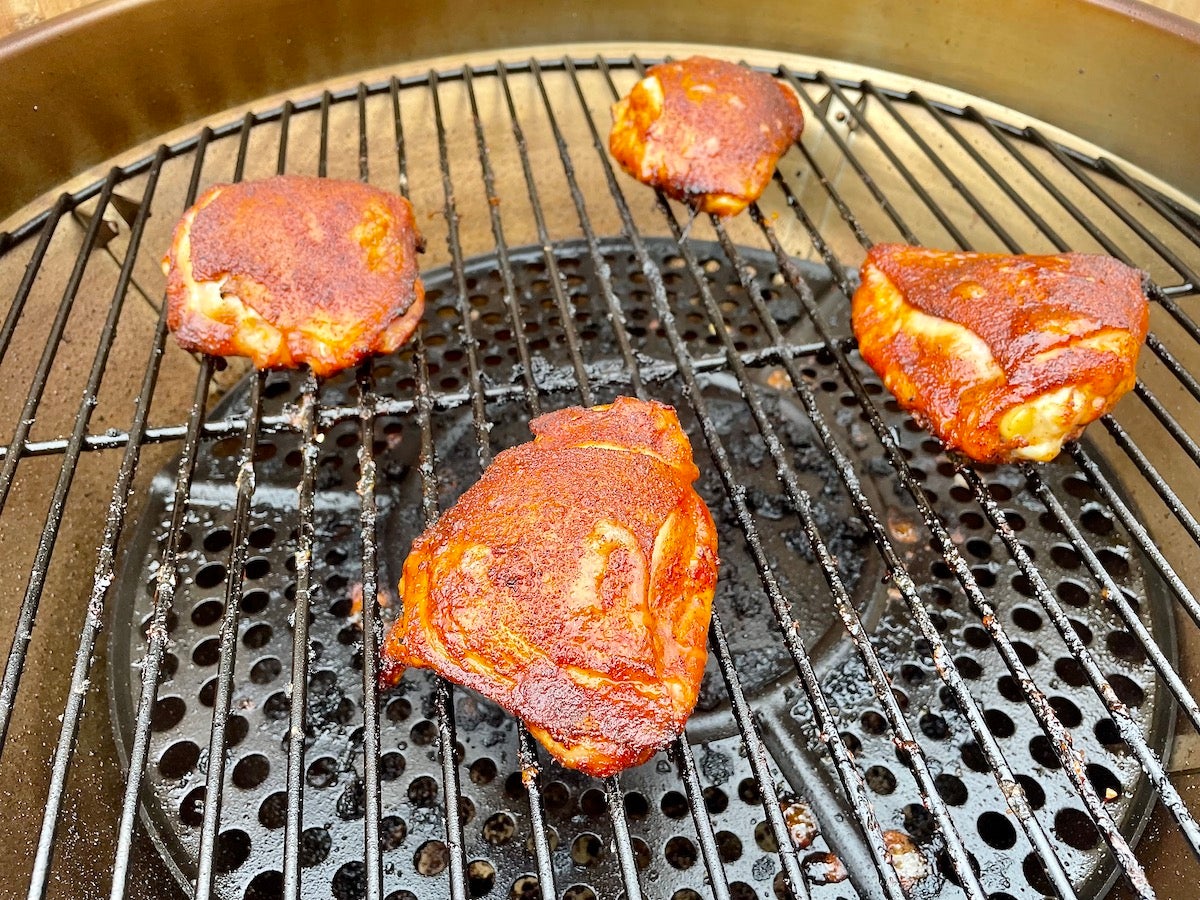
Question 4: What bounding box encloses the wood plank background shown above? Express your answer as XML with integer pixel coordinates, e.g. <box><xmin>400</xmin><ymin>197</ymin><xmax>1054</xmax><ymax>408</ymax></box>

<box><xmin>2</xmin><ymin>0</ymin><xmax>1199</xmax><ymax>37</ymax></box>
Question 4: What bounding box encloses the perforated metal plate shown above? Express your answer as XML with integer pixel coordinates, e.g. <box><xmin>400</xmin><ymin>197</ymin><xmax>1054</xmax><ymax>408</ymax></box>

<box><xmin>110</xmin><ymin>239</ymin><xmax>1172</xmax><ymax>900</ymax></box>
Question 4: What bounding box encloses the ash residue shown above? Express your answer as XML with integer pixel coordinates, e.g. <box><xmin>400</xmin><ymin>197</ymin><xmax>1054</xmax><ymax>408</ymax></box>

<box><xmin>685</xmin><ymin>375</ymin><xmax>881</xmax><ymax>709</ymax></box>
<box><xmin>307</xmin><ymin>670</ymin><xmax>347</xmax><ymax>726</ymax></box>
<box><xmin>336</xmin><ymin>776</ymin><xmax>366</xmax><ymax>820</ymax></box>
<box><xmin>700</xmin><ymin>746</ymin><xmax>733</xmax><ymax>785</ymax></box>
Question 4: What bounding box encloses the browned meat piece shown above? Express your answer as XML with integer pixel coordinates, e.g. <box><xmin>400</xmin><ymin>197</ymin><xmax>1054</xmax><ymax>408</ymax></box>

<box><xmin>163</xmin><ymin>174</ymin><xmax>424</xmax><ymax>377</ymax></box>
<box><xmin>381</xmin><ymin>397</ymin><xmax>719</xmax><ymax>776</ymax></box>
<box><xmin>609</xmin><ymin>56</ymin><xmax>804</xmax><ymax>216</ymax></box>
<box><xmin>852</xmin><ymin>244</ymin><xmax>1149</xmax><ymax>463</ymax></box>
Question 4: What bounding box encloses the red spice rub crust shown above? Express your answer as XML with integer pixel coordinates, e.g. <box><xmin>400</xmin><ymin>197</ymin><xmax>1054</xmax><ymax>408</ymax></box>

<box><xmin>609</xmin><ymin>56</ymin><xmax>804</xmax><ymax>216</ymax></box>
<box><xmin>163</xmin><ymin>175</ymin><xmax>424</xmax><ymax>377</ymax></box>
<box><xmin>381</xmin><ymin>398</ymin><xmax>719</xmax><ymax>776</ymax></box>
<box><xmin>852</xmin><ymin>243</ymin><xmax>1149</xmax><ymax>463</ymax></box>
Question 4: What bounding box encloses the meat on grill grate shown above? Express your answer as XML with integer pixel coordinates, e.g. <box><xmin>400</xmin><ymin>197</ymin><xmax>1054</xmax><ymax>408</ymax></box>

<box><xmin>0</xmin><ymin>52</ymin><xmax>1197</xmax><ymax>900</ymax></box>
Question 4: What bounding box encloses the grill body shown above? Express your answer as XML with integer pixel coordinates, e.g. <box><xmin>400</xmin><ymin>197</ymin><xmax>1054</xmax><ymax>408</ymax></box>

<box><xmin>0</xmin><ymin>13</ymin><xmax>1199</xmax><ymax>900</ymax></box>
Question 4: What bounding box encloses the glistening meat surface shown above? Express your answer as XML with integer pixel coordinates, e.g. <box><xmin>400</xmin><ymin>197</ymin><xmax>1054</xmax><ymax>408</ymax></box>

<box><xmin>163</xmin><ymin>174</ymin><xmax>424</xmax><ymax>376</ymax></box>
<box><xmin>609</xmin><ymin>56</ymin><xmax>804</xmax><ymax>216</ymax></box>
<box><xmin>852</xmin><ymin>243</ymin><xmax>1149</xmax><ymax>463</ymax></box>
<box><xmin>381</xmin><ymin>397</ymin><xmax>719</xmax><ymax>776</ymax></box>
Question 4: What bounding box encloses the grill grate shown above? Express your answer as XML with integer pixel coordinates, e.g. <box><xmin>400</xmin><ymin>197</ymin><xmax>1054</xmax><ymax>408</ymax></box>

<box><xmin>110</xmin><ymin>239</ymin><xmax>1172</xmax><ymax>900</ymax></box>
<box><xmin>0</xmin><ymin>52</ymin><xmax>1197</xmax><ymax>900</ymax></box>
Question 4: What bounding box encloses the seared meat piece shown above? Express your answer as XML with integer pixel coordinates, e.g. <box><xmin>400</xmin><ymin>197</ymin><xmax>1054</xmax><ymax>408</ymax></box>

<box><xmin>381</xmin><ymin>397</ymin><xmax>719</xmax><ymax>776</ymax></box>
<box><xmin>852</xmin><ymin>244</ymin><xmax>1149</xmax><ymax>463</ymax></box>
<box><xmin>609</xmin><ymin>56</ymin><xmax>804</xmax><ymax>216</ymax></box>
<box><xmin>163</xmin><ymin>175</ymin><xmax>424</xmax><ymax>377</ymax></box>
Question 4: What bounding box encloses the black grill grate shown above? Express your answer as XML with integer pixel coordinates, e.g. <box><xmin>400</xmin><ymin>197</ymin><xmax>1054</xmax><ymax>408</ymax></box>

<box><xmin>0</xmin><ymin>53</ymin><xmax>1198</xmax><ymax>900</ymax></box>
<box><xmin>110</xmin><ymin>238</ymin><xmax>1173</xmax><ymax>900</ymax></box>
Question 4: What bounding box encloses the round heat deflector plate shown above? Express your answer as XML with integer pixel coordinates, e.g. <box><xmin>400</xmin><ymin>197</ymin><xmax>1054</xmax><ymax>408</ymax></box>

<box><xmin>110</xmin><ymin>238</ymin><xmax>1174</xmax><ymax>900</ymax></box>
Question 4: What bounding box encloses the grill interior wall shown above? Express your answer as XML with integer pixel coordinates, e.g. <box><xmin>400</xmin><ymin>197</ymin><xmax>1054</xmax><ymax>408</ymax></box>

<box><xmin>0</xmin><ymin>52</ymin><xmax>1197</xmax><ymax>900</ymax></box>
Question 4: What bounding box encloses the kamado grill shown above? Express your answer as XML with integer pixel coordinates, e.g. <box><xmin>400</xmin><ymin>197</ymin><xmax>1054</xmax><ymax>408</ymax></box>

<box><xmin>1</xmin><ymin>3</ymin><xmax>1199</xmax><ymax>899</ymax></box>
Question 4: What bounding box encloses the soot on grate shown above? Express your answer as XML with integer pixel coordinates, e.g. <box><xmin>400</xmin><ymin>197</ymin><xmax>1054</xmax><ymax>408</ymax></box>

<box><xmin>110</xmin><ymin>238</ymin><xmax>1172</xmax><ymax>900</ymax></box>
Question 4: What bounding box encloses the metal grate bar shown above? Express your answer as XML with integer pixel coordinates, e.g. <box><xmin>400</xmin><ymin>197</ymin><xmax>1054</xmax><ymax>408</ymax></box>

<box><xmin>621</xmin><ymin>53</ymin><xmax>991</xmax><ymax>898</ymax></box>
<box><xmin>1024</xmin><ymin>126</ymin><xmax>1200</xmax><ymax>288</ymax></box>
<box><xmin>711</xmin><ymin>614</ymin><xmax>816</xmax><ymax>900</ymax></box>
<box><xmin>8</xmin><ymin>198</ymin><xmax>147</xmax><ymax>728</ymax></box>
<box><xmin>958</xmin><ymin>105</ymin><xmax>1200</xmax><ymax>340</ymax></box>
<box><xmin>431</xmin><ymin>680</ymin><xmax>468</xmax><ymax>900</ymax></box>
<box><xmin>0</xmin><ymin>169</ymin><xmax>117</xmax><ymax>746</ymax></box>
<box><xmin>113</xmin><ymin>359</ymin><xmax>218</xmax><ymax>900</ymax></box>
<box><xmin>26</xmin><ymin>145</ymin><xmax>168</xmax><ymax>900</ymax></box>
<box><xmin>233</xmin><ymin>108</ymin><xmax>255</xmax><ymax>182</ymax></box>
<box><xmin>107</xmin><ymin>126</ymin><xmax>217</xmax><ymax>900</ymax></box>
<box><xmin>0</xmin><ymin>171</ymin><xmax>115</xmax><ymax>521</ymax></box>
<box><xmin>0</xmin><ymin>339</ymin><xmax>830</xmax><ymax>461</ymax></box>
<box><xmin>274</xmin><ymin>91</ymin><xmax>314</xmax><ymax>900</ymax></box>
<box><xmin>427</xmin><ymin>68</ymin><xmax>495</xmax><ymax>900</ymax></box>
<box><xmin>581</xmin><ymin>54</ymin><xmax>915</xmax><ymax>900</ymax></box>
<box><xmin>672</xmin><ymin>733</ymin><xmax>734</xmax><ymax>900</ymax></box>
<box><xmin>317</xmin><ymin>91</ymin><xmax>331</xmax><ymax>178</ymax></box>
<box><xmin>1069</xmin><ymin>441</ymin><xmax>1199</xmax><ymax>620</ymax></box>
<box><xmin>281</xmin><ymin>370</ymin><xmax>319</xmax><ymax>900</ymax></box>
<box><xmin>355</xmin><ymin>81</ymin><xmax>387</xmax><ymax>900</ymax></box>
<box><xmin>530</xmin><ymin>57</ymin><xmax>819</xmax><ymax>900</ymax></box>
<box><xmin>908</xmin><ymin>90</ymin><xmax>1072</xmax><ymax>248</ymax></box>
<box><xmin>430</xmin><ymin>70</ymin><xmax>491</xmax><ymax>474</ymax></box>
<box><xmin>1131</xmin><ymin>380</ymin><xmax>1200</xmax><ymax>469</ymax></box>
<box><xmin>193</xmin><ymin>371</ymin><xmax>268</xmax><ymax>900</ymax></box>
<box><xmin>192</xmin><ymin>108</ymin><xmax>278</xmax><ymax>900</ymax></box>
<box><xmin>1144</xmin><ymin>332</ymin><xmax>1200</xmax><ymax>413</ymax></box>
<box><xmin>463</xmin><ymin>67</ymin><xmax>542</xmax><ymax>415</ymax></box>
<box><xmin>729</xmin><ymin>192</ymin><xmax>1080</xmax><ymax>896</ymax></box>
<box><xmin>604</xmin><ymin>775</ymin><xmax>647</xmax><ymax>900</ymax></box>
<box><xmin>812</xmin><ymin>72</ymin><xmax>976</xmax><ymax>251</ymax></box>
<box><xmin>955</xmin><ymin>459</ymin><xmax>1200</xmax><ymax>857</ymax></box>
<box><xmin>495</xmin><ymin>62</ymin><xmax>595</xmax><ymax>406</ymax></box>
<box><xmin>0</xmin><ymin>194</ymin><xmax>70</xmax><ymax>364</ymax></box>
<box><xmin>856</xmin><ymin>80</ymin><xmax>1028</xmax><ymax>252</ymax></box>
<box><xmin>1025</xmin><ymin>468</ymin><xmax>1200</xmax><ymax>731</ymax></box>
<box><xmin>762</xmin><ymin>78</ymin><xmax>1155</xmax><ymax>891</ymax></box>
<box><xmin>1094</xmin><ymin>156</ymin><xmax>1200</xmax><ymax>252</ymax></box>
<box><xmin>1102</xmin><ymin>415</ymin><xmax>1200</xmax><ymax>548</ymax></box>
<box><xmin>857</xmin><ymin>82</ymin><xmax>1200</xmax><ymax>727</ymax></box>
<box><xmin>528</xmin><ymin>60</ymin><xmax>647</xmax><ymax>401</ymax></box>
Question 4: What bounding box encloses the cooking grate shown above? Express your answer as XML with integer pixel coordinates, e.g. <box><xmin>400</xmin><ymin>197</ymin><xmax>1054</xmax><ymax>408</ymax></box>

<box><xmin>0</xmin><ymin>52</ymin><xmax>1199</xmax><ymax>900</ymax></box>
<box><xmin>111</xmin><ymin>237</ymin><xmax>1172</xmax><ymax>900</ymax></box>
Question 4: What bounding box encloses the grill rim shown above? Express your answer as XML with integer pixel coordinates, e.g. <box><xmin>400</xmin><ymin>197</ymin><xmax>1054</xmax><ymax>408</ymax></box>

<box><xmin>0</xmin><ymin>48</ymin><xmax>1197</xmax><ymax>900</ymax></box>
<box><xmin>2</xmin><ymin>0</ymin><xmax>1200</xmax><ymax>221</ymax></box>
